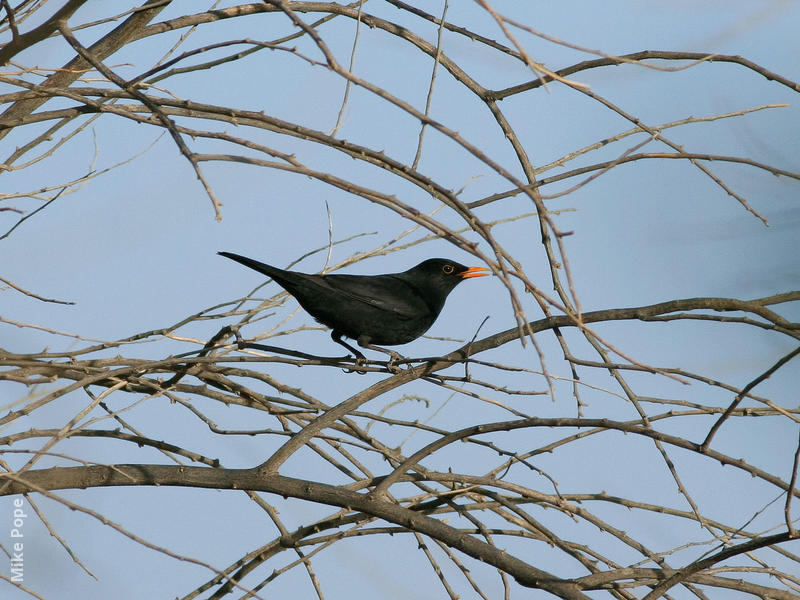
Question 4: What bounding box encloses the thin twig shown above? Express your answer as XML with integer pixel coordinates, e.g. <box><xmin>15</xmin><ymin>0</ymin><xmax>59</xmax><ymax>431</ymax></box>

<box><xmin>0</xmin><ymin>276</ymin><xmax>75</xmax><ymax>305</ymax></box>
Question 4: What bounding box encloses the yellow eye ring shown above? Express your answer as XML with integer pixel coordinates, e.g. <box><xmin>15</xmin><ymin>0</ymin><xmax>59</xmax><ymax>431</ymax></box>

<box><xmin>442</xmin><ymin>264</ymin><xmax>454</xmax><ymax>274</ymax></box>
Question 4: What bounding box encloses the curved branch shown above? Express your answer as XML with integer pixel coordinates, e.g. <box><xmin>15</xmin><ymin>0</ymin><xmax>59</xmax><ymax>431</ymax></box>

<box><xmin>1</xmin><ymin>466</ymin><xmax>589</xmax><ymax>599</ymax></box>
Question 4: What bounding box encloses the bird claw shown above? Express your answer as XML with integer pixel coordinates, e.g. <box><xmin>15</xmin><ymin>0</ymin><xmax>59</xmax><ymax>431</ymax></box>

<box><xmin>343</xmin><ymin>354</ymin><xmax>368</xmax><ymax>374</ymax></box>
<box><xmin>342</xmin><ymin>354</ymin><xmax>404</xmax><ymax>375</ymax></box>
<box><xmin>386</xmin><ymin>352</ymin><xmax>404</xmax><ymax>374</ymax></box>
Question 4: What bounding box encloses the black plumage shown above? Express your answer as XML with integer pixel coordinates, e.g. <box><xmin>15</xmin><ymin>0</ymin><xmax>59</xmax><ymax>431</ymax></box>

<box><xmin>218</xmin><ymin>252</ymin><xmax>488</xmax><ymax>362</ymax></box>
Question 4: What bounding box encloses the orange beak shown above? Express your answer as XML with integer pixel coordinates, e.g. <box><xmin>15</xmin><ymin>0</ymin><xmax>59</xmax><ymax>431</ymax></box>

<box><xmin>460</xmin><ymin>266</ymin><xmax>490</xmax><ymax>279</ymax></box>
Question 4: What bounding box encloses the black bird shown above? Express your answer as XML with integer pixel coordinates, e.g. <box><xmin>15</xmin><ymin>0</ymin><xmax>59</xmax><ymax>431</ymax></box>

<box><xmin>218</xmin><ymin>251</ymin><xmax>488</xmax><ymax>363</ymax></box>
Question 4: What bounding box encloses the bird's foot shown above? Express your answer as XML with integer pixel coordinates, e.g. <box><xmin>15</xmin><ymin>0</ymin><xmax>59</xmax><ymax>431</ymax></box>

<box><xmin>385</xmin><ymin>352</ymin><xmax>404</xmax><ymax>374</ymax></box>
<box><xmin>343</xmin><ymin>354</ymin><xmax>369</xmax><ymax>374</ymax></box>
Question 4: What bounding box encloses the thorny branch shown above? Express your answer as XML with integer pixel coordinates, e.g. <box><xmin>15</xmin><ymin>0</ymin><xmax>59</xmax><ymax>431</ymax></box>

<box><xmin>0</xmin><ymin>2</ymin><xmax>798</xmax><ymax>600</ymax></box>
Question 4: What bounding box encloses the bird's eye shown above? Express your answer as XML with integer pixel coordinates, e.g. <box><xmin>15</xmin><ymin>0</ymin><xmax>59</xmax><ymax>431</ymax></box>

<box><xmin>442</xmin><ymin>264</ymin><xmax>454</xmax><ymax>274</ymax></box>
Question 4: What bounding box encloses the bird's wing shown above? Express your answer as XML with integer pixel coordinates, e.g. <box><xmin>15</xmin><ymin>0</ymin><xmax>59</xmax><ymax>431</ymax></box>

<box><xmin>315</xmin><ymin>274</ymin><xmax>429</xmax><ymax>319</ymax></box>
<box><xmin>218</xmin><ymin>253</ymin><xmax>427</xmax><ymax>319</ymax></box>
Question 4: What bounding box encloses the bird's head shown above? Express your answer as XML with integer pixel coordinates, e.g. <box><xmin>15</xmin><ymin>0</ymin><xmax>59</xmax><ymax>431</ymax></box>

<box><xmin>401</xmin><ymin>258</ymin><xmax>489</xmax><ymax>298</ymax></box>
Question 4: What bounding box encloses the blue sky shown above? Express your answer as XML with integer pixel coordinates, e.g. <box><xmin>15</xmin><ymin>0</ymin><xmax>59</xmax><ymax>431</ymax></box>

<box><xmin>1</xmin><ymin>2</ymin><xmax>799</xmax><ymax>598</ymax></box>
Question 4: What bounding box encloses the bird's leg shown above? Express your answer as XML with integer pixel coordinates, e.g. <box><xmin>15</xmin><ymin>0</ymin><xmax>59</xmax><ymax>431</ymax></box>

<box><xmin>331</xmin><ymin>331</ymin><xmax>367</xmax><ymax>366</ymax></box>
<box><xmin>357</xmin><ymin>336</ymin><xmax>404</xmax><ymax>373</ymax></box>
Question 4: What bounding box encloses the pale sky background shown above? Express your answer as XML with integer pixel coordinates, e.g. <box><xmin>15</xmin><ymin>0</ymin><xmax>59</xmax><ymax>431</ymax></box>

<box><xmin>1</xmin><ymin>1</ymin><xmax>799</xmax><ymax>598</ymax></box>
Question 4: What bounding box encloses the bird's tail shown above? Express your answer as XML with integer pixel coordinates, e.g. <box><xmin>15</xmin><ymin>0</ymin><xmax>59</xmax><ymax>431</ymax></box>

<box><xmin>217</xmin><ymin>251</ymin><xmax>283</xmax><ymax>279</ymax></box>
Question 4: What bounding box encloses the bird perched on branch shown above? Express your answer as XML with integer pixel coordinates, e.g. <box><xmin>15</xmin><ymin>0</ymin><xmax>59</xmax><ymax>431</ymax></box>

<box><xmin>218</xmin><ymin>251</ymin><xmax>488</xmax><ymax>364</ymax></box>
